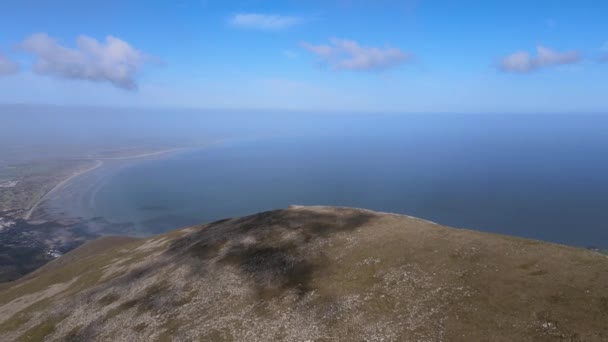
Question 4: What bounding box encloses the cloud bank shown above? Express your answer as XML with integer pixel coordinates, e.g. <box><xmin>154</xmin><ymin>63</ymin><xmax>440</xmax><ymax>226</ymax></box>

<box><xmin>0</xmin><ymin>52</ymin><xmax>19</xmax><ymax>76</ymax></box>
<box><xmin>301</xmin><ymin>38</ymin><xmax>410</xmax><ymax>71</ymax></box>
<box><xmin>230</xmin><ymin>13</ymin><xmax>302</xmax><ymax>30</ymax></box>
<box><xmin>499</xmin><ymin>45</ymin><xmax>580</xmax><ymax>73</ymax></box>
<box><xmin>20</xmin><ymin>33</ymin><xmax>146</xmax><ymax>90</ymax></box>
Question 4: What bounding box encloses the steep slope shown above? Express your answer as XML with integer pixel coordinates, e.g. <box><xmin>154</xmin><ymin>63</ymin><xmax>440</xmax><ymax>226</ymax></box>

<box><xmin>0</xmin><ymin>206</ymin><xmax>607</xmax><ymax>341</ymax></box>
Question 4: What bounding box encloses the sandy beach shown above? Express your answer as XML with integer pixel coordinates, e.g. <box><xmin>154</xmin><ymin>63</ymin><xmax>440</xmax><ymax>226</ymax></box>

<box><xmin>24</xmin><ymin>160</ymin><xmax>104</xmax><ymax>220</ymax></box>
<box><xmin>23</xmin><ymin>147</ymin><xmax>193</xmax><ymax>221</ymax></box>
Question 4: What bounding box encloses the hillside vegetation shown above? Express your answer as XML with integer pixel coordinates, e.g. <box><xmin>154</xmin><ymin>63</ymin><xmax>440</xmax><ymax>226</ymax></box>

<box><xmin>0</xmin><ymin>206</ymin><xmax>607</xmax><ymax>341</ymax></box>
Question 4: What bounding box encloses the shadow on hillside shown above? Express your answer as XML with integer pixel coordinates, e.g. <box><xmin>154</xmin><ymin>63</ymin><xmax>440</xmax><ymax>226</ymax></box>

<box><xmin>167</xmin><ymin>207</ymin><xmax>377</xmax><ymax>298</ymax></box>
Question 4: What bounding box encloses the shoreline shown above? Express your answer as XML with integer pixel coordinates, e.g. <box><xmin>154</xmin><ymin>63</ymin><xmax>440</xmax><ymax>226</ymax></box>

<box><xmin>24</xmin><ymin>160</ymin><xmax>104</xmax><ymax>220</ymax></box>
<box><xmin>22</xmin><ymin>145</ymin><xmax>214</xmax><ymax>221</ymax></box>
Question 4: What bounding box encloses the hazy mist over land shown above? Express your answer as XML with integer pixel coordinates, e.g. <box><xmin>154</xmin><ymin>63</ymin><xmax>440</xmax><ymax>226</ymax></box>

<box><xmin>0</xmin><ymin>104</ymin><xmax>389</xmax><ymax>159</ymax></box>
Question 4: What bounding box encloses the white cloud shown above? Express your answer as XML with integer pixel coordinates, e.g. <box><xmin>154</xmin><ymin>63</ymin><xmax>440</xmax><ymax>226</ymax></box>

<box><xmin>20</xmin><ymin>33</ymin><xmax>147</xmax><ymax>90</ymax></box>
<box><xmin>499</xmin><ymin>45</ymin><xmax>580</xmax><ymax>73</ymax></box>
<box><xmin>0</xmin><ymin>52</ymin><xmax>19</xmax><ymax>76</ymax></box>
<box><xmin>301</xmin><ymin>38</ymin><xmax>411</xmax><ymax>71</ymax></box>
<box><xmin>230</xmin><ymin>13</ymin><xmax>302</xmax><ymax>30</ymax></box>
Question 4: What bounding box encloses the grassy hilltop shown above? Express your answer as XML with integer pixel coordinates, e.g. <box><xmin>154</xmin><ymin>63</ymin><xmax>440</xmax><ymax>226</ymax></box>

<box><xmin>0</xmin><ymin>206</ymin><xmax>607</xmax><ymax>341</ymax></box>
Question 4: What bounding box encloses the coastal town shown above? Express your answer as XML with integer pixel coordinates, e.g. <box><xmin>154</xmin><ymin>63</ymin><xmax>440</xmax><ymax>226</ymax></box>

<box><xmin>0</xmin><ymin>156</ymin><xmax>117</xmax><ymax>281</ymax></box>
<box><xmin>0</xmin><ymin>211</ymin><xmax>85</xmax><ymax>282</ymax></box>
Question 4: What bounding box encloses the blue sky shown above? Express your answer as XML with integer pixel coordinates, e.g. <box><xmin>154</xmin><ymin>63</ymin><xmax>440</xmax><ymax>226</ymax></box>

<box><xmin>0</xmin><ymin>0</ymin><xmax>607</xmax><ymax>112</ymax></box>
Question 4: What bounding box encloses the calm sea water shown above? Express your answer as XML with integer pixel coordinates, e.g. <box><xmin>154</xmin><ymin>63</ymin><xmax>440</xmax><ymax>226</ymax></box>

<box><xmin>66</xmin><ymin>114</ymin><xmax>608</xmax><ymax>248</ymax></box>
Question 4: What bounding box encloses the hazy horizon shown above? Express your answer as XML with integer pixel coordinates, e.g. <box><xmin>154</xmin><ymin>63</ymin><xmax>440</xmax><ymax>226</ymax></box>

<box><xmin>3</xmin><ymin>104</ymin><xmax>608</xmax><ymax>160</ymax></box>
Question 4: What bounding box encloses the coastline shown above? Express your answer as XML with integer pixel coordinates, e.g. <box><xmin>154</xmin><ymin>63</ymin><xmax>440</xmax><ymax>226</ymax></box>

<box><xmin>23</xmin><ymin>160</ymin><xmax>104</xmax><ymax>220</ymax></box>
<box><xmin>23</xmin><ymin>145</ymin><xmax>212</xmax><ymax>221</ymax></box>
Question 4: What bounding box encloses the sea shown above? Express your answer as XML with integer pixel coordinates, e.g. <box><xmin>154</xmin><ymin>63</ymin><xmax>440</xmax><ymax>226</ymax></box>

<box><xmin>46</xmin><ymin>113</ymin><xmax>608</xmax><ymax>248</ymax></box>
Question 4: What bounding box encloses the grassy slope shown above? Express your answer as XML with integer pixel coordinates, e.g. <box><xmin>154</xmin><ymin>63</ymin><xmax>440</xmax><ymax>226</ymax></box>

<box><xmin>0</xmin><ymin>206</ymin><xmax>607</xmax><ymax>341</ymax></box>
